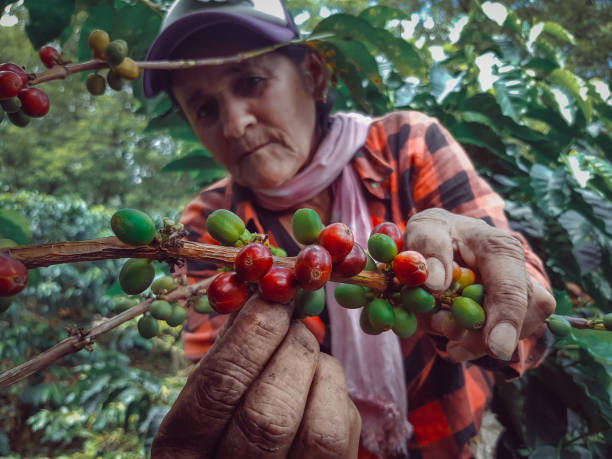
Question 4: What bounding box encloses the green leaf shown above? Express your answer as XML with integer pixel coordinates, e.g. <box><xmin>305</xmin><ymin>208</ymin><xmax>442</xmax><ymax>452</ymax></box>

<box><xmin>312</xmin><ymin>14</ymin><xmax>426</xmax><ymax>80</ymax></box>
<box><xmin>326</xmin><ymin>38</ymin><xmax>384</xmax><ymax>89</ymax></box>
<box><xmin>0</xmin><ymin>209</ymin><xmax>31</xmax><ymax>245</ymax></box>
<box><xmin>529</xmin><ymin>446</ymin><xmax>558</xmax><ymax>459</ymax></box>
<box><xmin>542</xmin><ymin>22</ymin><xmax>576</xmax><ymax>45</ymax></box>
<box><xmin>160</xmin><ymin>154</ymin><xmax>223</xmax><ymax>173</ymax></box>
<box><xmin>23</xmin><ymin>0</ymin><xmax>75</xmax><ymax>49</ymax></box>
<box><xmin>502</xmin><ymin>10</ymin><xmax>522</xmax><ymax>35</ymax></box>
<box><xmin>450</xmin><ymin>122</ymin><xmax>507</xmax><ymax>160</ymax></box>
<box><xmin>358</xmin><ymin>5</ymin><xmax>408</xmax><ymax>29</ymax></box>
<box><xmin>548</xmin><ymin>69</ymin><xmax>592</xmax><ymax>124</ymax></box>
<box><xmin>493</xmin><ymin>66</ymin><xmax>528</xmax><ymax>123</ymax></box>
<box><xmin>554</xmin><ymin>289</ymin><xmax>573</xmax><ymax>315</ymax></box>
<box><xmin>529</xmin><ymin>165</ymin><xmax>571</xmax><ymax>216</ymax></box>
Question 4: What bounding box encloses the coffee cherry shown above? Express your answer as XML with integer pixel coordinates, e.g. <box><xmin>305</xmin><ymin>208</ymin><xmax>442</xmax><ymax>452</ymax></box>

<box><xmin>367</xmin><ymin>232</ymin><xmax>398</xmax><ymax>263</ymax></box>
<box><xmin>8</xmin><ymin>110</ymin><xmax>30</xmax><ymax>127</ymax></box>
<box><xmin>359</xmin><ymin>305</ymin><xmax>383</xmax><ymax>335</ymax></box>
<box><xmin>364</xmin><ymin>251</ymin><xmax>377</xmax><ymax>271</ymax></box>
<box><xmin>453</xmin><ymin>264</ymin><xmax>476</xmax><ymax>289</ymax></box>
<box><xmin>295</xmin><ymin>245</ymin><xmax>332</xmax><ymax>291</ymax></box>
<box><xmin>292</xmin><ymin>208</ymin><xmax>324</xmax><ymax>245</ymax></box>
<box><xmin>115</xmin><ymin>57</ymin><xmax>140</xmax><ymax>80</ymax></box>
<box><xmin>451</xmin><ymin>296</ymin><xmax>485</xmax><ymax>330</ymax></box>
<box><xmin>106</xmin><ymin>69</ymin><xmax>124</xmax><ymax>91</ymax></box>
<box><xmin>0</xmin><ymin>63</ymin><xmax>28</xmax><ymax>87</ymax></box>
<box><xmin>150</xmin><ymin>275</ymin><xmax>176</xmax><ymax>295</ymax></box>
<box><xmin>149</xmin><ymin>300</ymin><xmax>172</xmax><ymax>321</ymax></box>
<box><xmin>105</xmin><ymin>39</ymin><xmax>128</xmax><ymax>67</ymax></box>
<box><xmin>39</xmin><ymin>45</ymin><xmax>62</xmax><ymax>68</ymax></box>
<box><xmin>86</xmin><ymin>73</ymin><xmax>106</xmax><ymax>95</ymax></box>
<box><xmin>0</xmin><ymin>239</ymin><xmax>17</xmax><ymax>249</ymax></box>
<box><xmin>235</xmin><ymin>243</ymin><xmax>272</xmax><ymax>282</ymax></box>
<box><xmin>258</xmin><ymin>266</ymin><xmax>297</xmax><ymax>303</ymax></box>
<box><xmin>392</xmin><ymin>307</ymin><xmax>417</xmax><ymax>338</ymax></box>
<box><xmin>0</xmin><ymin>297</ymin><xmax>13</xmax><ymax>314</ymax></box>
<box><xmin>603</xmin><ymin>313</ymin><xmax>612</xmax><ymax>331</ymax></box>
<box><xmin>0</xmin><ymin>71</ymin><xmax>25</xmax><ymax>99</ymax></box>
<box><xmin>88</xmin><ymin>29</ymin><xmax>110</xmax><ymax>58</ymax></box>
<box><xmin>318</xmin><ymin>223</ymin><xmax>354</xmax><ymax>263</ymax></box>
<box><xmin>113</xmin><ymin>297</ymin><xmax>138</xmax><ymax>313</ymax></box>
<box><xmin>293</xmin><ymin>287</ymin><xmax>326</xmax><ymax>319</ymax></box>
<box><xmin>368</xmin><ymin>298</ymin><xmax>395</xmax><ymax>331</ymax></box>
<box><xmin>119</xmin><ymin>258</ymin><xmax>155</xmax><ymax>295</ymax></box>
<box><xmin>138</xmin><ymin>315</ymin><xmax>159</xmax><ymax>338</ymax></box>
<box><xmin>371</xmin><ymin>222</ymin><xmax>403</xmax><ymax>251</ymax></box>
<box><xmin>166</xmin><ymin>303</ymin><xmax>187</xmax><ymax>327</ymax></box>
<box><xmin>333</xmin><ymin>242</ymin><xmax>367</xmax><ymax>278</ymax></box>
<box><xmin>1</xmin><ymin>96</ymin><xmax>21</xmax><ymax>113</ymax></box>
<box><xmin>270</xmin><ymin>246</ymin><xmax>287</xmax><ymax>257</ymax></box>
<box><xmin>0</xmin><ymin>253</ymin><xmax>28</xmax><ymax>297</ymax></box>
<box><xmin>193</xmin><ymin>295</ymin><xmax>213</xmax><ymax>314</ymax></box>
<box><xmin>111</xmin><ymin>208</ymin><xmax>156</xmax><ymax>246</ymax></box>
<box><xmin>546</xmin><ymin>314</ymin><xmax>572</xmax><ymax>337</ymax></box>
<box><xmin>208</xmin><ymin>271</ymin><xmax>249</xmax><ymax>313</ymax></box>
<box><xmin>461</xmin><ymin>284</ymin><xmax>484</xmax><ymax>304</ymax></box>
<box><xmin>400</xmin><ymin>286</ymin><xmax>436</xmax><ymax>313</ymax></box>
<box><xmin>334</xmin><ymin>283</ymin><xmax>367</xmax><ymax>309</ymax></box>
<box><xmin>206</xmin><ymin>209</ymin><xmax>245</xmax><ymax>246</ymax></box>
<box><xmin>393</xmin><ymin>250</ymin><xmax>428</xmax><ymax>287</ymax></box>
<box><xmin>18</xmin><ymin>88</ymin><xmax>49</xmax><ymax>117</ymax></box>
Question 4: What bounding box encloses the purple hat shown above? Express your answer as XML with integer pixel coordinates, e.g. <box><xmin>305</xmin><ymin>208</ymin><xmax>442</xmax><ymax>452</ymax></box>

<box><xmin>143</xmin><ymin>0</ymin><xmax>300</xmax><ymax>98</ymax></box>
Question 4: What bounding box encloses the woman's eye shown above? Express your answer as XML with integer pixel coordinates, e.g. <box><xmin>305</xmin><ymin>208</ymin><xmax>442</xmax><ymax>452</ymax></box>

<box><xmin>238</xmin><ymin>76</ymin><xmax>265</xmax><ymax>95</ymax></box>
<box><xmin>196</xmin><ymin>101</ymin><xmax>217</xmax><ymax>121</ymax></box>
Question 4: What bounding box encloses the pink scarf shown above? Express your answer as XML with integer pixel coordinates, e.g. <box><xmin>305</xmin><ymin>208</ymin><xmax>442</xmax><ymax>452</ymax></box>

<box><xmin>253</xmin><ymin>112</ymin><xmax>412</xmax><ymax>456</ymax></box>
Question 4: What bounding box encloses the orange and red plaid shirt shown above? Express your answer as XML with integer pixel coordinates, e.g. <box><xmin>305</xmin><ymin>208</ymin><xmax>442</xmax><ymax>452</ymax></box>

<box><xmin>177</xmin><ymin>110</ymin><xmax>552</xmax><ymax>458</ymax></box>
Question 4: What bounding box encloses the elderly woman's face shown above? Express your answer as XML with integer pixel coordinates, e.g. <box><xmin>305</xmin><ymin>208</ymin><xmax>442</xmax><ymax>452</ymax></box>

<box><xmin>171</xmin><ymin>47</ymin><xmax>320</xmax><ymax>190</ymax></box>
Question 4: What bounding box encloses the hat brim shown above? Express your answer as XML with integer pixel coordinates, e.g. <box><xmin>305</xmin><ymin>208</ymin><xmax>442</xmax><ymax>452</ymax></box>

<box><xmin>143</xmin><ymin>11</ymin><xmax>298</xmax><ymax>98</ymax></box>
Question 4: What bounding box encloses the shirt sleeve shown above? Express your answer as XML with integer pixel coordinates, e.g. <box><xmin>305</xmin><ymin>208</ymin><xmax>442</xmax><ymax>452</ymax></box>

<box><xmin>403</xmin><ymin>111</ymin><xmax>552</xmax><ymax>377</ymax></box>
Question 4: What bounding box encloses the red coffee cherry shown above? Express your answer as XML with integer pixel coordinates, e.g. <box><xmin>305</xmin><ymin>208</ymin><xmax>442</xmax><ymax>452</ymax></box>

<box><xmin>0</xmin><ymin>71</ymin><xmax>24</xmax><ymax>99</ymax></box>
<box><xmin>207</xmin><ymin>271</ymin><xmax>249</xmax><ymax>314</ymax></box>
<box><xmin>318</xmin><ymin>223</ymin><xmax>354</xmax><ymax>263</ymax></box>
<box><xmin>235</xmin><ymin>243</ymin><xmax>273</xmax><ymax>282</ymax></box>
<box><xmin>18</xmin><ymin>88</ymin><xmax>50</xmax><ymax>117</ymax></box>
<box><xmin>393</xmin><ymin>250</ymin><xmax>428</xmax><ymax>287</ymax></box>
<box><xmin>295</xmin><ymin>245</ymin><xmax>332</xmax><ymax>291</ymax></box>
<box><xmin>39</xmin><ymin>46</ymin><xmax>62</xmax><ymax>68</ymax></box>
<box><xmin>0</xmin><ymin>253</ymin><xmax>28</xmax><ymax>297</ymax></box>
<box><xmin>258</xmin><ymin>266</ymin><xmax>297</xmax><ymax>303</ymax></box>
<box><xmin>371</xmin><ymin>222</ymin><xmax>403</xmax><ymax>251</ymax></box>
<box><xmin>333</xmin><ymin>242</ymin><xmax>367</xmax><ymax>277</ymax></box>
<box><xmin>0</xmin><ymin>63</ymin><xmax>28</xmax><ymax>87</ymax></box>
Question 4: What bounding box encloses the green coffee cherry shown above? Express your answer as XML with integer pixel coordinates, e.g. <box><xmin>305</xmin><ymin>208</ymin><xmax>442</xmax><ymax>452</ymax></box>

<box><xmin>461</xmin><ymin>284</ymin><xmax>484</xmax><ymax>304</ymax></box>
<box><xmin>0</xmin><ymin>97</ymin><xmax>21</xmax><ymax>113</ymax></box>
<box><xmin>364</xmin><ymin>252</ymin><xmax>377</xmax><ymax>271</ymax></box>
<box><xmin>0</xmin><ymin>238</ymin><xmax>18</xmax><ymax>249</ymax></box>
<box><xmin>137</xmin><ymin>315</ymin><xmax>159</xmax><ymax>339</ymax></box>
<box><xmin>294</xmin><ymin>287</ymin><xmax>326</xmax><ymax>319</ymax></box>
<box><xmin>111</xmin><ymin>208</ymin><xmax>156</xmax><ymax>246</ymax></box>
<box><xmin>546</xmin><ymin>314</ymin><xmax>572</xmax><ymax>337</ymax></box>
<box><xmin>149</xmin><ymin>300</ymin><xmax>172</xmax><ymax>321</ymax></box>
<box><xmin>291</xmin><ymin>208</ymin><xmax>325</xmax><ymax>245</ymax></box>
<box><xmin>205</xmin><ymin>209</ymin><xmax>245</xmax><ymax>245</ymax></box>
<box><xmin>166</xmin><ymin>303</ymin><xmax>187</xmax><ymax>327</ymax></box>
<box><xmin>392</xmin><ymin>307</ymin><xmax>417</xmax><ymax>338</ymax></box>
<box><xmin>270</xmin><ymin>246</ymin><xmax>287</xmax><ymax>257</ymax></box>
<box><xmin>604</xmin><ymin>313</ymin><xmax>612</xmax><ymax>331</ymax></box>
<box><xmin>367</xmin><ymin>233</ymin><xmax>398</xmax><ymax>263</ymax></box>
<box><xmin>105</xmin><ymin>39</ymin><xmax>128</xmax><ymax>67</ymax></box>
<box><xmin>151</xmin><ymin>276</ymin><xmax>176</xmax><ymax>295</ymax></box>
<box><xmin>359</xmin><ymin>306</ymin><xmax>383</xmax><ymax>335</ymax></box>
<box><xmin>8</xmin><ymin>110</ymin><xmax>30</xmax><ymax>127</ymax></box>
<box><xmin>368</xmin><ymin>298</ymin><xmax>395</xmax><ymax>331</ymax></box>
<box><xmin>119</xmin><ymin>258</ymin><xmax>155</xmax><ymax>295</ymax></box>
<box><xmin>400</xmin><ymin>286</ymin><xmax>436</xmax><ymax>314</ymax></box>
<box><xmin>334</xmin><ymin>283</ymin><xmax>368</xmax><ymax>309</ymax></box>
<box><xmin>113</xmin><ymin>297</ymin><xmax>138</xmax><ymax>313</ymax></box>
<box><xmin>451</xmin><ymin>296</ymin><xmax>486</xmax><ymax>330</ymax></box>
<box><xmin>0</xmin><ymin>297</ymin><xmax>13</xmax><ymax>314</ymax></box>
<box><xmin>193</xmin><ymin>295</ymin><xmax>213</xmax><ymax>314</ymax></box>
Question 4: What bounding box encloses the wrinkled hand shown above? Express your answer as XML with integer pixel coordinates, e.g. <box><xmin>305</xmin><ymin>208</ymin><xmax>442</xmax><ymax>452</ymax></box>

<box><xmin>152</xmin><ymin>294</ymin><xmax>361</xmax><ymax>459</ymax></box>
<box><xmin>404</xmin><ymin>208</ymin><xmax>556</xmax><ymax>362</ymax></box>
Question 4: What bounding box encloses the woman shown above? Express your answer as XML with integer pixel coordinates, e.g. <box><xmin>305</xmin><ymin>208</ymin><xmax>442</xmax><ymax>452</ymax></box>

<box><xmin>142</xmin><ymin>1</ymin><xmax>556</xmax><ymax>458</ymax></box>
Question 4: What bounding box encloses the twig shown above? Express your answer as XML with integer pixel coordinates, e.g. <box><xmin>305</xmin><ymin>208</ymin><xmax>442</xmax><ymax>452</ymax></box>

<box><xmin>138</xmin><ymin>0</ymin><xmax>164</xmax><ymax>15</ymax></box>
<box><xmin>0</xmin><ymin>277</ymin><xmax>211</xmax><ymax>388</ymax></box>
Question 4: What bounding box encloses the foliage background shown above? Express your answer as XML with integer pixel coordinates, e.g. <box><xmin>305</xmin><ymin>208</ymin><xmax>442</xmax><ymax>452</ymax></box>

<box><xmin>0</xmin><ymin>0</ymin><xmax>611</xmax><ymax>457</ymax></box>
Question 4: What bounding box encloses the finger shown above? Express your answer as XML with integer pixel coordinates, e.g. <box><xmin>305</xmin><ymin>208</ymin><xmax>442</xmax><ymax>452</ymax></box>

<box><xmin>218</xmin><ymin>321</ymin><xmax>320</xmax><ymax>458</ymax></box>
<box><xmin>152</xmin><ymin>294</ymin><xmax>295</xmax><ymax>457</ymax></box>
<box><xmin>446</xmin><ymin>332</ymin><xmax>487</xmax><ymax>363</ymax></box>
<box><xmin>404</xmin><ymin>208</ymin><xmax>454</xmax><ymax>291</ymax></box>
<box><xmin>289</xmin><ymin>354</ymin><xmax>361</xmax><ymax>459</ymax></box>
<box><xmin>519</xmin><ymin>279</ymin><xmax>556</xmax><ymax>339</ymax></box>
<box><xmin>454</xmin><ymin>220</ymin><xmax>529</xmax><ymax>361</ymax></box>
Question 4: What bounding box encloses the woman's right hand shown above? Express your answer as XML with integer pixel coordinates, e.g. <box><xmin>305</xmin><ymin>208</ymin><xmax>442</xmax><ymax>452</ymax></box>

<box><xmin>151</xmin><ymin>293</ymin><xmax>361</xmax><ymax>459</ymax></box>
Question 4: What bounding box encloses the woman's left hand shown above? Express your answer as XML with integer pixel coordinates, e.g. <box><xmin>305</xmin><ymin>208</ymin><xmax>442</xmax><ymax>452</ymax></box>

<box><xmin>403</xmin><ymin>208</ymin><xmax>556</xmax><ymax>362</ymax></box>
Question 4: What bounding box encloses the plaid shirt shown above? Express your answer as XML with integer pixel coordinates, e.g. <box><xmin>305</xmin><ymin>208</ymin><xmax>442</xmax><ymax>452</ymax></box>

<box><xmin>178</xmin><ymin>110</ymin><xmax>552</xmax><ymax>459</ymax></box>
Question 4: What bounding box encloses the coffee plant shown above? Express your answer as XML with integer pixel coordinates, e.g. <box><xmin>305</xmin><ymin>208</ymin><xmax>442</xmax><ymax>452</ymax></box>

<box><xmin>0</xmin><ymin>1</ymin><xmax>610</xmax><ymax>457</ymax></box>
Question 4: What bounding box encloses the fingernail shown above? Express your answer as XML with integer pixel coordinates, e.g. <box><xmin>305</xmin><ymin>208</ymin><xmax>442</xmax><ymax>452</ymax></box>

<box><xmin>456</xmin><ymin>241</ymin><xmax>476</xmax><ymax>267</ymax></box>
<box><xmin>488</xmin><ymin>323</ymin><xmax>517</xmax><ymax>361</ymax></box>
<box><xmin>447</xmin><ymin>345</ymin><xmax>478</xmax><ymax>362</ymax></box>
<box><xmin>424</xmin><ymin>257</ymin><xmax>446</xmax><ymax>291</ymax></box>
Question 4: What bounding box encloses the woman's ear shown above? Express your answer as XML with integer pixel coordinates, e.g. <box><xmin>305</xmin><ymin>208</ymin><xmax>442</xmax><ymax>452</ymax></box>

<box><xmin>300</xmin><ymin>50</ymin><xmax>328</xmax><ymax>102</ymax></box>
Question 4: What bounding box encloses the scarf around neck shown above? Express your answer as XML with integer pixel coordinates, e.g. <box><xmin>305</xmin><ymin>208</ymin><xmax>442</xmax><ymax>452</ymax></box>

<box><xmin>253</xmin><ymin>112</ymin><xmax>412</xmax><ymax>456</ymax></box>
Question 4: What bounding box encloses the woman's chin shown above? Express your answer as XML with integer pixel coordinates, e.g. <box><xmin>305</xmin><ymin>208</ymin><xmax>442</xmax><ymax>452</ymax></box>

<box><xmin>240</xmin><ymin>171</ymin><xmax>293</xmax><ymax>191</ymax></box>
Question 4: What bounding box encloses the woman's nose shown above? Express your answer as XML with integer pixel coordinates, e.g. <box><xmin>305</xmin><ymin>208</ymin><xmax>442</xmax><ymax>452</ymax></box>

<box><xmin>221</xmin><ymin>98</ymin><xmax>256</xmax><ymax>139</ymax></box>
